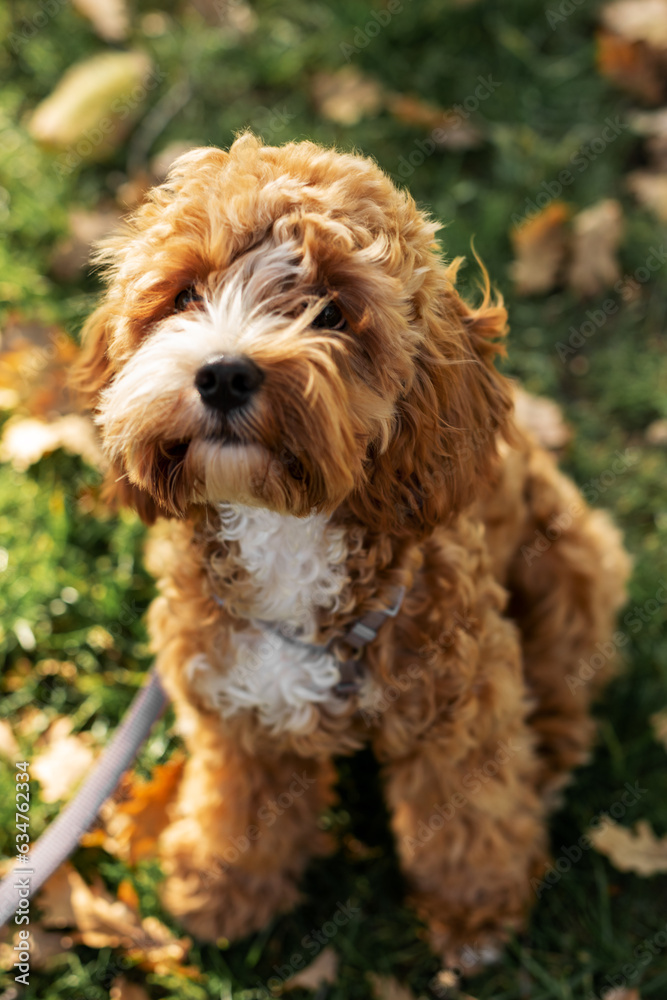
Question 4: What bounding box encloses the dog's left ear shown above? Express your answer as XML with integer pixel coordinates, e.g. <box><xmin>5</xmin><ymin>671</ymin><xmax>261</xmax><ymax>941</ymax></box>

<box><xmin>349</xmin><ymin>257</ymin><xmax>514</xmax><ymax>537</ymax></box>
<box><xmin>71</xmin><ymin>302</ymin><xmax>161</xmax><ymax>525</ymax></box>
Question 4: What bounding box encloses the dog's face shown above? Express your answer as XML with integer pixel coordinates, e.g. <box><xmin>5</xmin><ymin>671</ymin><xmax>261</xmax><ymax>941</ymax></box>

<box><xmin>75</xmin><ymin>135</ymin><xmax>512</xmax><ymax>534</ymax></box>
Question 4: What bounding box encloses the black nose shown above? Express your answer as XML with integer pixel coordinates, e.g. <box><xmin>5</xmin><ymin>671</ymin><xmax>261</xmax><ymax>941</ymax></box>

<box><xmin>194</xmin><ymin>357</ymin><xmax>264</xmax><ymax>414</ymax></box>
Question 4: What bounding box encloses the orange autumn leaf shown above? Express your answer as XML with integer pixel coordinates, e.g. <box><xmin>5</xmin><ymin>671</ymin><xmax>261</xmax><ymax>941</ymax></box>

<box><xmin>82</xmin><ymin>754</ymin><xmax>185</xmax><ymax>863</ymax></box>
<box><xmin>117</xmin><ymin>879</ymin><xmax>140</xmax><ymax>912</ymax></box>
<box><xmin>596</xmin><ymin>30</ymin><xmax>666</xmax><ymax>103</ymax></box>
<box><xmin>510</xmin><ymin>202</ymin><xmax>571</xmax><ymax>296</ymax></box>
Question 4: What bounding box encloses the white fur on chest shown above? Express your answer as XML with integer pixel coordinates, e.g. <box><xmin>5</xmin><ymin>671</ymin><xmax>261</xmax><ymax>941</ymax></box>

<box><xmin>187</xmin><ymin>505</ymin><xmax>351</xmax><ymax>734</ymax></box>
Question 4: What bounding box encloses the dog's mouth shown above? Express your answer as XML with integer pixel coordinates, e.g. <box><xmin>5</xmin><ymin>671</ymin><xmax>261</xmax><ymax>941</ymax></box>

<box><xmin>158</xmin><ymin>435</ymin><xmax>307</xmax><ymax>484</ymax></box>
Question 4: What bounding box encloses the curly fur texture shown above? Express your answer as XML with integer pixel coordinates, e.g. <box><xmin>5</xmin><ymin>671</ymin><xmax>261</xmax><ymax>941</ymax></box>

<box><xmin>74</xmin><ymin>134</ymin><xmax>630</xmax><ymax>965</ymax></box>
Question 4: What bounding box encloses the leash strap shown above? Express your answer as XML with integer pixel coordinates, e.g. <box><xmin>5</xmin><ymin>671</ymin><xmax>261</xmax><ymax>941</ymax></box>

<box><xmin>0</xmin><ymin>587</ymin><xmax>406</xmax><ymax>929</ymax></box>
<box><xmin>0</xmin><ymin>668</ymin><xmax>167</xmax><ymax>930</ymax></box>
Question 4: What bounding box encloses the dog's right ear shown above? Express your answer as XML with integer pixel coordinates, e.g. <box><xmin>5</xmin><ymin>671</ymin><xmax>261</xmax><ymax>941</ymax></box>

<box><xmin>71</xmin><ymin>301</ymin><xmax>115</xmax><ymax>413</ymax></box>
<box><xmin>71</xmin><ymin>302</ymin><xmax>161</xmax><ymax>526</ymax></box>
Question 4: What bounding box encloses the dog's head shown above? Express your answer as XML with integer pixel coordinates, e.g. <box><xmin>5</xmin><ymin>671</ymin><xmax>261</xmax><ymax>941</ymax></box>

<box><xmin>74</xmin><ymin>134</ymin><xmax>513</xmax><ymax>535</ymax></box>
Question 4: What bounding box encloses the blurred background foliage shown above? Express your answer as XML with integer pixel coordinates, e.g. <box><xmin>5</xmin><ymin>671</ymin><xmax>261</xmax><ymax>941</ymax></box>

<box><xmin>0</xmin><ymin>0</ymin><xmax>667</xmax><ymax>998</ymax></box>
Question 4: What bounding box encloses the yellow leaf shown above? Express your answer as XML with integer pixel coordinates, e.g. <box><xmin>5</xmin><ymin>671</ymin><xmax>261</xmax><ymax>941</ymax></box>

<box><xmin>28</xmin><ymin>51</ymin><xmax>153</xmax><ymax>159</ymax></box>
<box><xmin>38</xmin><ymin>863</ymin><xmax>192</xmax><ymax>974</ymax></box>
<box><xmin>590</xmin><ymin>818</ymin><xmax>667</xmax><ymax>875</ymax></box>
<box><xmin>0</xmin><ymin>720</ymin><xmax>20</xmax><ymax>761</ymax></box>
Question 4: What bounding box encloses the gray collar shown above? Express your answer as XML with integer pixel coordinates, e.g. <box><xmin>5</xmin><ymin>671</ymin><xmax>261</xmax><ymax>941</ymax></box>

<box><xmin>211</xmin><ymin>585</ymin><xmax>406</xmax><ymax>698</ymax></box>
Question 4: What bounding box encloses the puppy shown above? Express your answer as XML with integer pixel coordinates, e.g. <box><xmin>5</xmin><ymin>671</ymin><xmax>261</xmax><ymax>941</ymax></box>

<box><xmin>74</xmin><ymin>134</ymin><xmax>630</xmax><ymax>964</ymax></box>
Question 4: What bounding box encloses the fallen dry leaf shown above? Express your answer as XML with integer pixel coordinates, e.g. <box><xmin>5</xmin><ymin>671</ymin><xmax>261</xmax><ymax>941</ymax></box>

<box><xmin>601</xmin><ymin>0</ymin><xmax>667</xmax><ymax>49</ymax></box>
<box><xmin>1</xmin><ymin>414</ymin><xmax>103</xmax><ymax>472</ymax></box>
<box><xmin>110</xmin><ymin>976</ymin><xmax>152</xmax><ymax>1000</ymax></box>
<box><xmin>567</xmin><ymin>199</ymin><xmax>624</xmax><ymax>298</ymax></box>
<box><xmin>603</xmin><ymin>989</ymin><xmax>640</xmax><ymax>1000</ymax></box>
<box><xmin>0</xmin><ymin>316</ymin><xmax>77</xmax><ymax>418</ymax></box>
<box><xmin>82</xmin><ymin>755</ymin><xmax>185</xmax><ymax>863</ymax></box>
<box><xmin>590</xmin><ymin>818</ymin><xmax>667</xmax><ymax>875</ymax></box>
<box><xmin>38</xmin><ymin>863</ymin><xmax>193</xmax><ymax>975</ymax></box>
<box><xmin>29</xmin><ymin>51</ymin><xmax>153</xmax><ymax>159</ymax></box>
<box><xmin>312</xmin><ymin>68</ymin><xmax>383</xmax><ymax>125</ymax></box>
<box><xmin>387</xmin><ymin>93</ymin><xmax>483</xmax><ymax>149</ymax></box>
<box><xmin>72</xmin><ymin>0</ymin><xmax>129</xmax><ymax>41</ymax></box>
<box><xmin>651</xmin><ymin>708</ymin><xmax>667</xmax><ymax>744</ymax></box>
<box><xmin>31</xmin><ymin>717</ymin><xmax>96</xmax><ymax>804</ymax></box>
<box><xmin>0</xmin><ymin>927</ymin><xmax>66</xmax><ymax>972</ymax></box>
<box><xmin>510</xmin><ymin>202</ymin><xmax>571</xmax><ymax>296</ymax></box>
<box><xmin>629</xmin><ymin>108</ymin><xmax>667</xmax><ymax>169</ymax></box>
<box><xmin>627</xmin><ymin>170</ymin><xmax>667</xmax><ymax>222</ymax></box>
<box><xmin>0</xmin><ymin>720</ymin><xmax>20</xmax><ymax>761</ymax></box>
<box><xmin>284</xmin><ymin>947</ymin><xmax>339</xmax><ymax>991</ymax></box>
<box><xmin>596</xmin><ymin>30</ymin><xmax>666</xmax><ymax>104</ymax></box>
<box><xmin>513</xmin><ymin>387</ymin><xmax>572</xmax><ymax>451</ymax></box>
<box><xmin>367</xmin><ymin>972</ymin><xmax>416</xmax><ymax>1000</ymax></box>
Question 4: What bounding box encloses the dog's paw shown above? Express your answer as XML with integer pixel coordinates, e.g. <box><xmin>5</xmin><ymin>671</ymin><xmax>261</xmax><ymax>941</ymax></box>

<box><xmin>411</xmin><ymin>890</ymin><xmax>518</xmax><ymax>976</ymax></box>
<box><xmin>159</xmin><ymin>818</ymin><xmax>300</xmax><ymax>942</ymax></box>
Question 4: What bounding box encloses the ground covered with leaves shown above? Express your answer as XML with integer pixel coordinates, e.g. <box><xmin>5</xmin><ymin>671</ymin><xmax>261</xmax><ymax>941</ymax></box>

<box><xmin>1</xmin><ymin>1</ymin><xmax>667</xmax><ymax>998</ymax></box>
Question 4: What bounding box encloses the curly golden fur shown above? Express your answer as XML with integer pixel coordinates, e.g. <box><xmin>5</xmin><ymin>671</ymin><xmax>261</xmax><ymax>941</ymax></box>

<box><xmin>74</xmin><ymin>134</ymin><xmax>630</xmax><ymax>965</ymax></box>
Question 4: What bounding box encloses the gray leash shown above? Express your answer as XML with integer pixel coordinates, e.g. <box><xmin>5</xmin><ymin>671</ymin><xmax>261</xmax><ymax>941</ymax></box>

<box><xmin>0</xmin><ymin>584</ymin><xmax>406</xmax><ymax>929</ymax></box>
<box><xmin>0</xmin><ymin>668</ymin><xmax>167</xmax><ymax>929</ymax></box>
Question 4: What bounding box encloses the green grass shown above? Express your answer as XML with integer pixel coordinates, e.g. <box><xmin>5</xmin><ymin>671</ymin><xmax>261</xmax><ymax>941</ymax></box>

<box><xmin>1</xmin><ymin>0</ymin><xmax>667</xmax><ymax>997</ymax></box>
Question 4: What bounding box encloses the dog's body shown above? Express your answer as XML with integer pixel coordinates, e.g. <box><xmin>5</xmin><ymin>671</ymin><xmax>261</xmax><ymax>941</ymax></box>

<box><xmin>75</xmin><ymin>135</ymin><xmax>629</xmax><ymax>962</ymax></box>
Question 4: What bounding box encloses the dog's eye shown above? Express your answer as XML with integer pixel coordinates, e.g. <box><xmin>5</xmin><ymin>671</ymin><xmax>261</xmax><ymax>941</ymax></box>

<box><xmin>312</xmin><ymin>302</ymin><xmax>346</xmax><ymax>330</ymax></box>
<box><xmin>174</xmin><ymin>286</ymin><xmax>203</xmax><ymax>312</ymax></box>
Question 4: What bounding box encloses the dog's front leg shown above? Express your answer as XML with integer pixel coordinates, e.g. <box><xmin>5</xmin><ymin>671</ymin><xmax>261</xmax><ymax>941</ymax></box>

<box><xmin>158</xmin><ymin>713</ymin><xmax>336</xmax><ymax>942</ymax></box>
<box><xmin>374</xmin><ymin>611</ymin><xmax>549</xmax><ymax>970</ymax></box>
